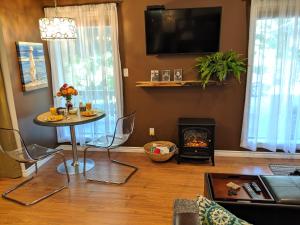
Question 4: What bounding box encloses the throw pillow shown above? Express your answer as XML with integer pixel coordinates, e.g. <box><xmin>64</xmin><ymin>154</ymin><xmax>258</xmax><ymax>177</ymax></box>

<box><xmin>196</xmin><ymin>195</ymin><xmax>252</xmax><ymax>225</ymax></box>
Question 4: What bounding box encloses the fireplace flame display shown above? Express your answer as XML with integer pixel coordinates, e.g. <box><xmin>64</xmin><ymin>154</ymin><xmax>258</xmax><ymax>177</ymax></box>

<box><xmin>184</xmin><ymin>130</ymin><xmax>208</xmax><ymax>148</ymax></box>
<box><xmin>178</xmin><ymin>118</ymin><xmax>215</xmax><ymax>165</ymax></box>
<box><xmin>185</xmin><ymin>139</ymin><xmax>208</xmax><ymax>147</ymax></box>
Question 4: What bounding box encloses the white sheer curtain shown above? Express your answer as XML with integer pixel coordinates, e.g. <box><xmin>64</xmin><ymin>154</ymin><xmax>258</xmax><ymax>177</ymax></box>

<box><xmin>46</xmin><ymin>4</ymin><xmax>123</xmax><ymax>144</ymax></box>
<box><xmin>241</xmin><ymin>0</ymin><xmax>300</xmax><ymax>153</ymax></box>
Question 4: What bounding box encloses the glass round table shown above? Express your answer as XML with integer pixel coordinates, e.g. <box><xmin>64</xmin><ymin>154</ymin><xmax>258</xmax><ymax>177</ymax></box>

<box><xmin>34</xmin><ymin>110</ymin><xmax>105</xmax><ymax>175</ymax></box>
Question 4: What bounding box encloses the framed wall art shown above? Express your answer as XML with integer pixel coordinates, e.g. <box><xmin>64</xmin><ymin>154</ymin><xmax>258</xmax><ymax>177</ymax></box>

<box><xmin>16</xmin><ymin>42</ymin><xmax>48</xmax><ymax>92</ymax></box>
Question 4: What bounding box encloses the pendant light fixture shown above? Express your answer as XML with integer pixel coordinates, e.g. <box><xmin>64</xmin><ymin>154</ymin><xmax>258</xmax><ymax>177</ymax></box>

<box><xmin>39</xmin><ymin>0</ymin><xmax>77</xmax><ymax>40</ymax></box>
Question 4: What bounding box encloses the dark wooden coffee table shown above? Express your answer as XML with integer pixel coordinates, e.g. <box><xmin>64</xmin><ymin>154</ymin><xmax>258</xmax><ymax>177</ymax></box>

<box><xmin>205</xmin><ymin>173</ymin><xmax>274</xmax><ymax>203</ymax></box>
<box><xmin>204</xmin><ymin>173</ymin><xmax>300</xmax><ymax>225</ymax></box>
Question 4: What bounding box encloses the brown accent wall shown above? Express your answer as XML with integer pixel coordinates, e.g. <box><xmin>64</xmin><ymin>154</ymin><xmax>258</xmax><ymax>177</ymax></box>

<box><xmin>119</xmin><ymin>0</ymin><xmax>248</xmax><ymax>149</ymax></box>
<box><xmin>41</xmin><ymin>0</ymin><xmax>248</xmax><ymax>150</ymax></box>
<box><xmin>0</xmin><ymin>0</ymin><xmax>56</xmax><ymax>147</ymax></box>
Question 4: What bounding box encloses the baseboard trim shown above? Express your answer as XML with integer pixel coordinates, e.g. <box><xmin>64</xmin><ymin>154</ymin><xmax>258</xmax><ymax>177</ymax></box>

<box><xmin>23</xmin><ymin>146</ymin><xmax>300</xmax><ymax>177</ymax></box>
<box><xmin>214</xmin><ymin>150</ymin><xmax>300</xmax><ymax>159</ymax></box>
<box><xmin>58</xmin><ymin>145</ymin><xmax>143</xmax><ymax>153</ymax></box>
<box><xmin>58</xmin><ymin>145</ymin><xmax>300</xmax><ymax>159</ymax></box>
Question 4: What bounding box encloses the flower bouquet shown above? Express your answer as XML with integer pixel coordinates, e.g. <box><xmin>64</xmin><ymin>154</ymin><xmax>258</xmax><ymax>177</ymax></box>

<box><xmin>56</xmin><ymin>83</ymin><xmax>78</xmax><ymax>111</ymax></box>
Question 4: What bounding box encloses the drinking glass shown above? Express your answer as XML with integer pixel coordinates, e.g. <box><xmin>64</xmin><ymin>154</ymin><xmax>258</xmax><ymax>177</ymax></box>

<box><xmin>50</xmin><ymin>107</ymin><xmax>57</xmax><ymax>115</ymax></box>
<box><xmin>86</xmin><ymin>102</ymin><xmax>92</xmax><ymax>111</ymax></box>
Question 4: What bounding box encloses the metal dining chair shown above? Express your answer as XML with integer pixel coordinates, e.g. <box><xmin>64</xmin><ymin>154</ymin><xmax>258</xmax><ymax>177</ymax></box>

<box><xmin>0</xmin><ymin>128</ymin><xmax>70</xmax><ymax>206</ymax></box>
<box><xmin>83</xmin><ymin>112</ymin><xmax>137</xmax><ymax>184</ymax></box>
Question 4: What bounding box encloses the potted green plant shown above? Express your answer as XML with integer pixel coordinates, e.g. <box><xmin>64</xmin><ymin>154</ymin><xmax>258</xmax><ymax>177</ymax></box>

<box><xmin>195</xmin><ymin>50</ymin><xmax>247</xmax><ymax>88</ymax></box>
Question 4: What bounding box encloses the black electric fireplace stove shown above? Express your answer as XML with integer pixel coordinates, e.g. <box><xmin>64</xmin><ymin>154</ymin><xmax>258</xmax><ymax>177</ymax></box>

<box><xmin>177</xmin><ymin>118</ymin><xmax>215</xmax><ymax>166</ymax></box>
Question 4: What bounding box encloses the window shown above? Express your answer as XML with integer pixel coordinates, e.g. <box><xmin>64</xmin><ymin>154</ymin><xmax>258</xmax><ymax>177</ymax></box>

<box><xmin>59</xmin><ymin>26</ymin><xmax>118</xmax><ymax>137</ymax></box>
<box><xmin>241</xmin><ymin>0</ymin><xmax>300</xmax><ymax>153</ymax></box>
<box><xmin>46</xmin><ymin>4</ymin><xmax>123</xmax><ymax>144</ymax></box>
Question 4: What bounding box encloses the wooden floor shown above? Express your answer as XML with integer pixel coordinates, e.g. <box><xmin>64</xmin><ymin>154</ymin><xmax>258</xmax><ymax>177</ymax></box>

<box><xmin>0</xmin><ymin>151</ymin><xmax>300</xmax><ymax>225</ymax></box>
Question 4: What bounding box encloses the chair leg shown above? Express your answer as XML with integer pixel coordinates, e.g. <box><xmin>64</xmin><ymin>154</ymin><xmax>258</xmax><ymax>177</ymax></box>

<box><xmin>84</xmin><ymin>147</ymin><xmax>138</xmax><ymax>185</ymax></box>
<box><xmin>34</xmin><ymin>162</ymin><xmax>38</xmax><ymax>175</ymax></box>
<box><xmin>56</xmin><ymin>152</ymin><xmax>70</xmax><ymax>184</ymax></box>
<box><xmin>83</xmin><ymin>146</ymin><xmax>91</xmax><ymax>178</ymax></box>
<box><xmin>2</xmin><ymin>153</ymin><xmax>70</xmax><ymax>206</ymax></box>
<box><xmin>109</xmin><ymin>158</ymin><xmax>138</xmax><ymax>184</ymax></box>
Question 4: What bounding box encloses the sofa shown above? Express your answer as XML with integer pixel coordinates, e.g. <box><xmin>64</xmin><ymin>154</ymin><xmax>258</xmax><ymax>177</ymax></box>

<box><xmin>174</xmin><ymin>212</ymin><xmax>199</xmax><ymax>225</ymax></box>
<box><xmin>173</xmin><ymin>199</ymin><xmax>199</xmax><ymax>225</ymax></box>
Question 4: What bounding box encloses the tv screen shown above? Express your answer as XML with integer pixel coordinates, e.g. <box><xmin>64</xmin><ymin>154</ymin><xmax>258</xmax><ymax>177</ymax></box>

<box><xmin>144</xmin><ymin>7</ymin><xmax>222</xmax><ymax>55</ymax></box>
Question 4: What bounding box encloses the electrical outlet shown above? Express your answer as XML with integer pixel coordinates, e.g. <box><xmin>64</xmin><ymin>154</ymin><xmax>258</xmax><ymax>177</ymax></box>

<box><xmin>123</xmin><ymin>68</ymin><xmax>129</xmax><ymax>77</ymax></box>
<box><xmin>149</xmin><ymin>128</ymin><xmax>155</xmax><ymax>136</ymax></box>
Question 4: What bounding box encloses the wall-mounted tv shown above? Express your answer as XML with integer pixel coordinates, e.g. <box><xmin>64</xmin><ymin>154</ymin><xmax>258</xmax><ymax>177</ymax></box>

<box><xmin>144</xmin><ymin>7</ymin><xmax>222</xmax><ymax>55</ymax></box>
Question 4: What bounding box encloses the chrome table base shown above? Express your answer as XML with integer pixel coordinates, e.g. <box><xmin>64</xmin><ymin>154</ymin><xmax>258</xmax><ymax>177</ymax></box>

<box><xmin>57</xmin><ymin>158</ymin><xmax>94</xmax><ymax>175</ymax></box>
<box><xmin>57</xmin><ymin>125</ymin><xmax>95</xmax><ymax>175</ymax></box>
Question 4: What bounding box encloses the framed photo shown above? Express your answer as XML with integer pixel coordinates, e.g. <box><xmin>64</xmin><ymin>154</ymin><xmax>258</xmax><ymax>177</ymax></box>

<box><xmin>174</xmin><ymin>69</ymin><xmax>183</xmax><ymax>81</ymax></box>
<box><xmin>161</xmin><ymin>70</ymin><xmax>171</xmax><ymax>81</ymax></box>
<box><xmin>150</xmin><ymin>70</ymin><xmax>159</xmax><ymax>81</ymax></box>
<box><xmin>16</xmin><ymin>42</ymin><xmax>48</xmax><ymax>92</ymax></box>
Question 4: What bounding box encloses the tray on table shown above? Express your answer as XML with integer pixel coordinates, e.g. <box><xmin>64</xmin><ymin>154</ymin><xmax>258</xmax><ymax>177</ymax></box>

<box><xmin>208</xmin><ymin>173</ymin><xmax>275</xmax><ymax>203</ymax></box>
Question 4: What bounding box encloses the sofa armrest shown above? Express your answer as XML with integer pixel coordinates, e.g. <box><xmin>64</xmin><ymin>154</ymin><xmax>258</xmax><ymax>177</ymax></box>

<box><xmin>173</xmin><ymin>213</ymin><xmax>199</xmax><ymax>225</ymax></box>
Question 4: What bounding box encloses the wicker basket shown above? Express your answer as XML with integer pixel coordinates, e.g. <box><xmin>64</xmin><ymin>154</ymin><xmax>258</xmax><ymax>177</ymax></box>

<box><xmin>144</xmin><ymin>141</ymin><xmax>177</xmax><ymax>162</ymax></box>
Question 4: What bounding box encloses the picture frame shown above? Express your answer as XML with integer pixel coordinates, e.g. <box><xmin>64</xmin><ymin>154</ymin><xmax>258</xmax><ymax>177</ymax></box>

<box><xmin>161</xmin><ymin>70</ymin><xmax>171</xmax><ymax>81</ymax></box>
<box><xmin>16</xmin><ymin>42</ymin><xmax>48</xmax><ymax>92</ymax></box>
<box><xmin>150</xmin><ymin>70</ymin><xmax>159</xmax><ymax>81</ymax></box>
<box><xmin>174</xmin><ymin>69</ymin><xmax>183</xmax><ymax>81</ymax></box>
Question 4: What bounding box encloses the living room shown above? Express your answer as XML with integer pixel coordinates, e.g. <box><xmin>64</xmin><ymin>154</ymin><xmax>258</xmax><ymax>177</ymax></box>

<box><xmin>0</xmin><ymin>0</ymin><xmax>300</xmax><ymax>225</ymax></box>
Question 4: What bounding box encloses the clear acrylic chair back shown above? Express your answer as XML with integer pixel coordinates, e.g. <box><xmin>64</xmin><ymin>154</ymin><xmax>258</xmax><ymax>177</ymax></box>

<box><xmin>0</xmin><ymin>128</ymin><xmax>34</xmax><ymax>163</ymax></box>
<box><xmin>109</xmin><ymin>112</ymin><xmax>135</xmax><ymax>148</ymax></box>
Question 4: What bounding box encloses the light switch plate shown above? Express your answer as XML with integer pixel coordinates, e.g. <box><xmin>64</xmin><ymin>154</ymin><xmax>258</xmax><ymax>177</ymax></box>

<box><xmin>123</xmin><ymin>68</ymin><xmax>129</xmax><ymax>77</ymax></box>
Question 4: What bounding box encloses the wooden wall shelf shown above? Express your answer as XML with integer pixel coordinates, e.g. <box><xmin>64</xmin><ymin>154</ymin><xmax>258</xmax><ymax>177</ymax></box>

<box><xmin>135</xmin><ymin>80</ymin><xmax>220</xmax><ymax>88</ymax></box>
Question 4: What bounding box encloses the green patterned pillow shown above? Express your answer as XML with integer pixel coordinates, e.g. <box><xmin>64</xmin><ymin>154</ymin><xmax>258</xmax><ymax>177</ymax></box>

<box><xmin>196</xmin><ymin>196</ymin><xmax>252</xmax><ymax>225</ymax></box>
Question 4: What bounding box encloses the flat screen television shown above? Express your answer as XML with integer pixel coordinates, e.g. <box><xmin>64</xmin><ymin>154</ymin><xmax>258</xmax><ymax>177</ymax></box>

<box><xmin>144</xmin><ymin>7</ymin><xmax>222</xmax><ymax>55</ymax></box>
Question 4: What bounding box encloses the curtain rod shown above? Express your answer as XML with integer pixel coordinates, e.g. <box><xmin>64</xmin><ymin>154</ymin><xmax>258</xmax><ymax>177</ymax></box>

<box><xmin>43</xmin><ymin>0</ymin><xmax>122</xmax><ymax>8</ymax></box>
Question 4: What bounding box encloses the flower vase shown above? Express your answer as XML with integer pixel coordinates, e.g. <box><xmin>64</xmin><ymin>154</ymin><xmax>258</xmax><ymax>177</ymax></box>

<box><xmin>65</xmin><ymin>99</ymin><xmax>73</xmax><ymax>112</ymax></box>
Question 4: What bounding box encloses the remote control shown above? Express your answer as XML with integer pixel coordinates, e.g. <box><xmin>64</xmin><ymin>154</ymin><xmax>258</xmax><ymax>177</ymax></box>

<box><xmin>250</xmin><ymin>182</ymin><xmax>262</xmax><ymax>193</ymax></box>
<box><xmin>243</xmin><ymin>183</ymin><xmax>259</xmax><ymax>199</ymax></box>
